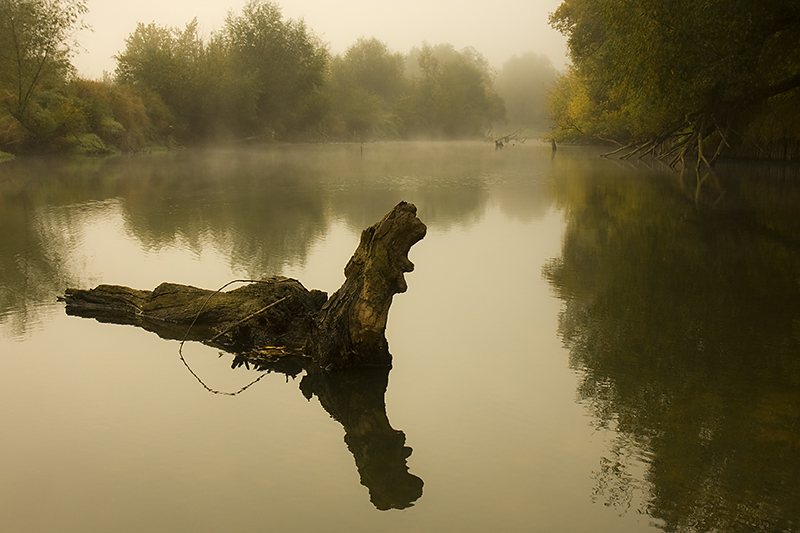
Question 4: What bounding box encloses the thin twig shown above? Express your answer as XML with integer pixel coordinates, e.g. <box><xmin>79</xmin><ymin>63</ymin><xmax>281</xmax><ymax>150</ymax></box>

<box><xmin>177</xmin><ymin>278</ymin><xmax>284</xmax><ymax>396</ymax></box>
<box><xmin>207</xmin><ymin>295</ymin><xmax>291</xmax><ymax>343</ymax></box>
<box><xmin>178</xmin><ymin>352</ymin><xmax>275</xmax><ymax>396</ymax></box>
<box><xmin>179</xmin><ymin>279</ymin><xmax>267</xmax><ymax>346</ymax></box>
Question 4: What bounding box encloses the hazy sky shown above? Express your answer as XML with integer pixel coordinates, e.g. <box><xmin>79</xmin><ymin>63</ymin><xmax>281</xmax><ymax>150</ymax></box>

<box><xmin>71</xmin><ymin>0</ymin><xmax>569</xmax><ymax>79</ymax></box>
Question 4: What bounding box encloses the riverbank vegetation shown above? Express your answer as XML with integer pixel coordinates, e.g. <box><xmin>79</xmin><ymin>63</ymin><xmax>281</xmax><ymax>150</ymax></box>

<box><xmin>547</xmin><ymin>0</ymin><xmax>800</xmax><ymax>164</ymax></box>
<box><xmin>0</xmin><ymin>0</ymin><xmax>557</xmax><ymax>155</ymax></box>
<box><xmin>12</xmin><ymin>0</ymin><xmax>796</xmax><ymax>163</ymax></box>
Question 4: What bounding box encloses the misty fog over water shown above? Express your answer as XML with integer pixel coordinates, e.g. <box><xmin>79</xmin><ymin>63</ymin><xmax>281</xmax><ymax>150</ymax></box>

<box><xmin>2</xmin><ymin>142</ymin><xmax>800</xmax><ymax>532</ymax></box>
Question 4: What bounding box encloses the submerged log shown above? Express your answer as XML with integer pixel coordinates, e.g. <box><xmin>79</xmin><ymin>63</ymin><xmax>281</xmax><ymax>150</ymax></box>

<box><xmin>63</xmin><ymin>201</ymin><xmax>426</xmax><ymax>370</ymax></box>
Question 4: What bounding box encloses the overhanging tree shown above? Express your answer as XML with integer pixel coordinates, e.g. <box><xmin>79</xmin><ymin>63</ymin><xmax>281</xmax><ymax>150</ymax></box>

<box><xmin>548</xmin><ymin>0</ymin><xmax>800</xmax><ymax>166</ymax></box>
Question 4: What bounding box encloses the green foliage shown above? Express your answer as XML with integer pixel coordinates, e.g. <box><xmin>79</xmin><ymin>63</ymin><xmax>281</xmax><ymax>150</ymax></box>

<box><xmin>67</xmin><ymin>78</ymin><xmax>170</xmax><ymax>151</ymax></box>
<box><xmin>342</xmin><ymin>38</ymin><xmax>406</xmax><ymax>101</ymax></box>
<box><xmin>1</xmin><ymin>0</ymin><xmax>546</xmax><ymax>151</ymax></box>
<box><xmin>114</xmin><ymin>19</ymin><xmax>215</xmax><ymax>139</ymax></box>
<box><xmin>403</xmin><ymin>43</ymin><xmax>505</xmax><ymax>138</ymax></box>
<box><xmin>221</xmin><ymin>0</ymin><xmax>328</xmax><ymax>137</ymax></box>
<box><xmin>113</xmin><ymin>1</ymin><xmax>328</xmax><ymax>140</ymax></box>
<box><xmin>0</xmin><ymin>0</ymin><xmax>86</xmax><ymax>115</ymax></box>
<box><xmin>324</xmin><ymin>38</ymin><xmax>406</xmax><ymax>139</ymax></box>
<box><xmin>548</xmin><ymin>0</ymin><xmax>800</xmax><ymax>161</ymax></box>
<box><xmin>0</xmin><ymin>0</ymin><xmax>160</xmax><ymax>153</ymax></box>
<box><xmin>0</xmin><ymin>0</ymin><xmax>87</xmax><ymax>149</ymax></box>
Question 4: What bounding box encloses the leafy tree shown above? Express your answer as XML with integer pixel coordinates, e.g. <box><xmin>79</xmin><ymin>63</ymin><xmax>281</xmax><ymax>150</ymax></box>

<box><xmin>115</xmin><ymin>19</ymin><xmax>207</xmax><ymax>138</ymax></box>
<box><xmin>494</xmin><ymin>52</ymin><xmax>558</xmax><ymax>133</ymax></box>
<box><xmin>548</xmin><ymin>0</ymin><xmax>800</xmax><ymax>164</ymax></box>
<box><xmin>0</xmin><ymin>0</ymin><xmax>87</xmax><ymax>142</ymax></box>
<box><xmin>115</xmin><ymin>18</ymin><xmax>265</xmax><ymax>141</ymax></box>
<box><xmin>326</xmin><ymin>37</ymin><xmax>406</xmax><ymax>139</ymax></box>
<box><xmin>114</xmin><ymin>2</ymin><xmax>328</xmax><ymax>141</ymax></box>
<box><xmin>67</xmin><ymin>78</ymin><xmax>165</xmax><ymax>151</ymax></box>
<box><xmin>221</xmin><ymin>0</ymin><xmax>328</xmax><ymax>137</ymax></box>
<box><xmin>405</xmin><ymin>43</ymin><xmax>504</xmax><ymax>138</ymax></box>
<box><xmin>402</xmin><ymin>44</ymin><xmax>439</xmax><ymax>134</ymax></box>
<box><xmin>340</xmin><ymin>37</ymin><xmax>406</xmax><ymax>102</ymax></box>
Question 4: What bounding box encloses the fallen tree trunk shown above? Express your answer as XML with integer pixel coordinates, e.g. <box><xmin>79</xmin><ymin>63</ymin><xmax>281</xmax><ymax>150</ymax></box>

<box><xmin>62</xmin><ymin>201</ymin><xmax>426</xmax><ymax>370</ymax></box>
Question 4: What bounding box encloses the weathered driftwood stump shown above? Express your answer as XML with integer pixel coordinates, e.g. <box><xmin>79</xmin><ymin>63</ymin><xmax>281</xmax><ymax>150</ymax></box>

<box><xmin>63</xmin><ymin>201</ymin><xmax>426</xmax><ymax>371</ymax></box>
<box><xmin>310</xmin><ymin>201</ymin><xmax>427</xmax><ymax>369</ymax></box>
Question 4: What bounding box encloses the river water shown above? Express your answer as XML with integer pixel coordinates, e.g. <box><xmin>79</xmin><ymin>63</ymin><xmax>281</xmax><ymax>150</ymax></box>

<box><xmin>1</xmin><ymin>142</ymin><xmax>799</xmax><ymax>532</ymax></box>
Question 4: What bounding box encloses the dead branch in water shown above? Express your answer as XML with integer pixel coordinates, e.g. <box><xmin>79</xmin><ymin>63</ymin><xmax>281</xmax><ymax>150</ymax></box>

<box><xmin>63</xmin><ymin>201</ymin><xmax>427</xmax><ymax>371</ymax></box>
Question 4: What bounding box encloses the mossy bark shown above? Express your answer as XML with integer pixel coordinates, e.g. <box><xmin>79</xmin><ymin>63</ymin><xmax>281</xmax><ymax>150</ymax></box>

<box><xmin>310</xmin><ymin>201</ymin><xmax>427</xmax><ymax>369</ymax></box>
<box><xmin>64</xmin><ymin>277</ymin><xmax>327</xmax><ymax>351</ymax></box>
<box><xmin>62</xmin><ymin>201</ymin><xmax>426</xmax><ymax>370</ymax></box>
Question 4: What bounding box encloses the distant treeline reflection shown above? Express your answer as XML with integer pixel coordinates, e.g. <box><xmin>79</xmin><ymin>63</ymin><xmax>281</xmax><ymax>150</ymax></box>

<box><xmin>0</xmin><ymin>142</ymin><xmax>552</xmax><ymax>336</ymax></box>
<box><xmin>544</xmin><ymin>160</ymin><xmax>800</xmax><ymax>531</ymax></box>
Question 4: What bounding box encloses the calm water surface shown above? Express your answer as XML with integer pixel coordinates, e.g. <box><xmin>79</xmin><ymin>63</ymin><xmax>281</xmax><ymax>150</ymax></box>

<box><xmin>1</xmin><ymin>142</ymin><xmax>799</xmax><ymax>532</ymax></box>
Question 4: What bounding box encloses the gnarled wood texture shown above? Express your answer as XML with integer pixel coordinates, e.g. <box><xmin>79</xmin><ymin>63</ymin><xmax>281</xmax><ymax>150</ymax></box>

<box><xmin>62</xmin><ymin>201</ymin><xmax>426</xmax><ymax>370</ymax></box>
<box><xmin>309</xmin><ymin>201</ymin><xmax>427</xmax><ymax>369</ymax></box>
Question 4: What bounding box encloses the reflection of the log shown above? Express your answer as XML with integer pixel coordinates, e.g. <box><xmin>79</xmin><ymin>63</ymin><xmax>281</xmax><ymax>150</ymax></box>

<box><xmin>190</xmin><ymin>352</ymin><xmax>424</xmax><ymax>509</ymax></box>
<box><xmin>300</xmin><ymin>367</ymin><xmax>423</xmax><ymax>510</ymax></box>
<box><xmin>62</xmin><ymin>201</ymin><xmax>425</xmax><ymax>508</ymax></box>
<box><xmin>161</xmin><ymin>343</ymin><xmax>423</xmax><ymax>509</ymax></box>
<box><xmin>182</xmin><ymin>340</ymin><xmax>424</xmax><ymax>508</ymax></box>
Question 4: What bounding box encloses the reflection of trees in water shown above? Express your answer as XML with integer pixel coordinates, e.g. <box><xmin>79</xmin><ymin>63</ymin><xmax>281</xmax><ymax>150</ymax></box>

<box><xmin>199</xmin><ymin>356</ymin><xmax>424</xmax><ymax>509</ymax></box>
<box><xmin>544</xmin><ymin>162</ymin><xmax>800</xmax><ymax>531</ymax></box>
<box><xmin>1</xmin><ymin>142</ymin><xmax>554</xmax><ymax>335</ymax></box>
<box><xmin>0</xmin><ymin>151</ymin><xmax>332</xmax><ymax>336</ymax></box>
<box><xmin>297</xmin><ymin>141</ymin><xmax>553</xmax><ymax>231</ymax></box>
<box><xmin>0</xmin><ymin>161</ymin><xmax>100</xmax><ymax>336</ymax></box>
<box><xmin>117</xmin><ymin>151</ymin><xmax>330</xmax><ymax>278</ymax></box>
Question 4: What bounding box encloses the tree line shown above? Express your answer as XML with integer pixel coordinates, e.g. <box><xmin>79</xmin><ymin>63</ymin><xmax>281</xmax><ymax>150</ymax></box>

<box><xmin>0</xmin><ymin>0</ymin><xmax>557</xmax><ymax>155</ymax></box>
<box><xmin>548</xmin><ymin>0</ymin><xmax>800</xmax><ymax>164</ymax></box>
